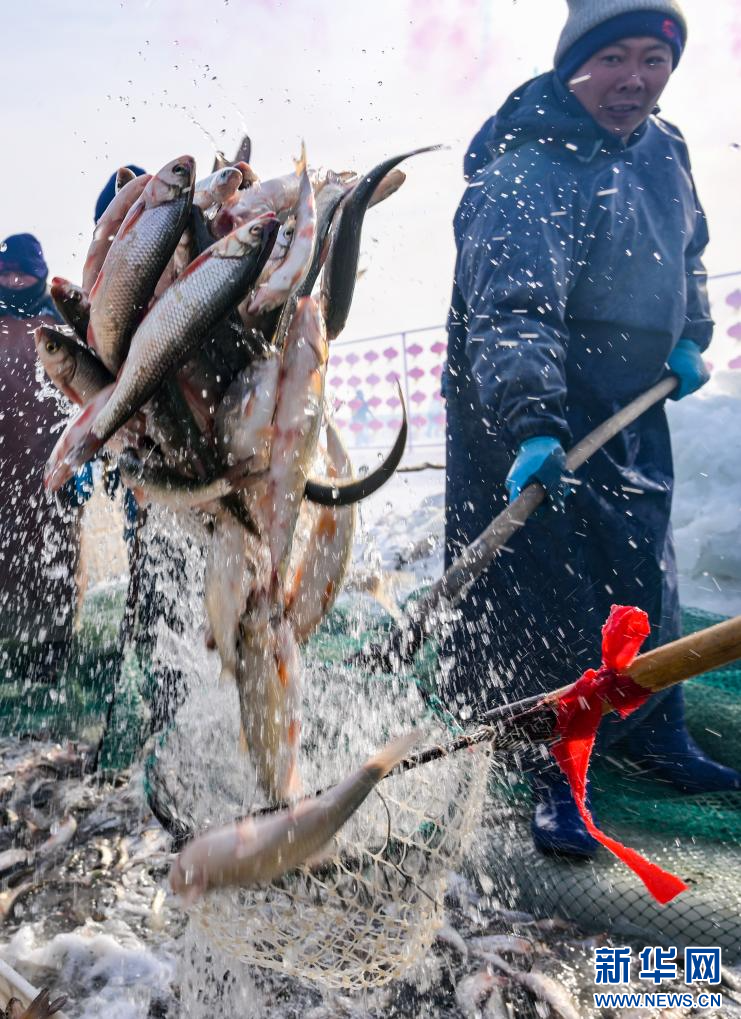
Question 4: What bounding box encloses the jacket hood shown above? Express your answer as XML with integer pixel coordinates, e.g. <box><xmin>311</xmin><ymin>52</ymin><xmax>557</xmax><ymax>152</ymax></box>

<box><xmin>463</xmin><ymin>71</ymin><xmax>643</xmax><ymax>180</ymax></box>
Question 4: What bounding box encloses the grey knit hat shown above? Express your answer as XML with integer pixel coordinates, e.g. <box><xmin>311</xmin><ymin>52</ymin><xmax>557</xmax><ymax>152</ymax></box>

<box><xmin>555</xmin><ymin>0</ymin><xmax>687</xmax><ymax>67</ymax></box>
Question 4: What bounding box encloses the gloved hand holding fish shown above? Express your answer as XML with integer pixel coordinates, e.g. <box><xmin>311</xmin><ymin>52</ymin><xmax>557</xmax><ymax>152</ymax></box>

<box><xmin>37</xmin><ymin>140</ymin><xmax>439</xmax><ymax>898</ymax></box>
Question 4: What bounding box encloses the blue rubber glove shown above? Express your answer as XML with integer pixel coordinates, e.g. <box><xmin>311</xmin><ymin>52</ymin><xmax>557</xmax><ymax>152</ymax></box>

<box><xmin>59</xmin><ymin>461</ymin><xmax>94</xmax><ymax>509</ymax></box>
<box><xmin>505</xmin><ymin>436</ymin><xmax>569</xmax><ymax>506</ymax></box>
<box><xmin>666</xmin><ymin>338</ymin><xmax>710</xmax><ymax>401</ymax></box>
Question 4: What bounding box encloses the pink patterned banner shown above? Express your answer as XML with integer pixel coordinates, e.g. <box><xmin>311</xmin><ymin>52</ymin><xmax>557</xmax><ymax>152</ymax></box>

<box><xmin>330</xmin><ymin>275</ymin><xmax>741</xmax><ymax>448</ymax></box>
<box><xmin>329</xmin><ymin>326</ymin><xmax>447</xmax><ymax>449</ymax></box>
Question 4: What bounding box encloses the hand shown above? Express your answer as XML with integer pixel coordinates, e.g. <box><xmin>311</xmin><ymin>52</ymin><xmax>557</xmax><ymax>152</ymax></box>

<box><xmin>505</xmin><ymin>436</ymin><xmax>569</xmax><ymax>506</ymax></box>
<box><xmin>667</xmin><ymin>338</ymin><xmax>710</xmax><ymax>401</ymax></box>
<box><xmin>59</xmin><ymin>461</ymin><xmax>94</xmax><ymax>509</ymax></box>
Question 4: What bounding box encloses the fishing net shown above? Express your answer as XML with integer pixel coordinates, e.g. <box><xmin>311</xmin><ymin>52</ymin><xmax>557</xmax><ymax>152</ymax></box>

<box><xmin>3</xmin><ymin>489</ymin><xmax>739</xmax><ymax>981</ymax></box>
<box><xmin>150</xmin><ymin>586</ymin><xmax>489</xmax><ymax>991</ymax></box>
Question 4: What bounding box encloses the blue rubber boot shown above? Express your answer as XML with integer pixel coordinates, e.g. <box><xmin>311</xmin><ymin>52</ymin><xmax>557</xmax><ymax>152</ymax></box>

<box><xmin>623</xmin><ymin>686</ymin><xmax>741</xmax><ymax>794</ymax></box>
<box><xmin>530</xmin><ymin>769</ymin><xmax>599</xmax><ymax>859</ymax></box>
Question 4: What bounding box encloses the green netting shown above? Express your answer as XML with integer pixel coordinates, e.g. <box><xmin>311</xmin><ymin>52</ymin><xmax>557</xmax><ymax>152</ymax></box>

<box><xmin>0</xmin><ymin>586</ymin><xmax>148</xmax><ymax>771</ymax></box>
<box><xmin>1</xmin><ymin>591</ymin><xmax>738</xmax><ymax>845</ymax></box>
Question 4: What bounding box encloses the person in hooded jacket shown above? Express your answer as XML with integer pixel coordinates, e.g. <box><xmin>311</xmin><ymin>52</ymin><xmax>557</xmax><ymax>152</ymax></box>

<box><xmin>0</xmin><ymin>234</ymin><xmax>91</xmax><ymax>683</ymax></box>
<box><xmin>442</xmin><ymin>0</ymin><xmax>741</xmax><ymax>857</ymax></box>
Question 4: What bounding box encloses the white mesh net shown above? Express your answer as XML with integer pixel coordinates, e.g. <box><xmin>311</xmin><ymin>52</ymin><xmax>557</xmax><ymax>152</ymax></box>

<box><xmin>189</xmin><ymin>732</ymin><xmax>489</xmax><ymax>989</ymax></box>
<box><xmin>148</xmin><ymin>527</ymin><xmax>490</xmax><ymax>992</ymax></box>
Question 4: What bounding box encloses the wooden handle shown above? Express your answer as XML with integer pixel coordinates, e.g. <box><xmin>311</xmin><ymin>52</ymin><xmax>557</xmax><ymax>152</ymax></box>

<box><xmin>629</xmin><ymin>614</ymin><xmax>741</xmax><ymax>693</ymax></box>
<box><xmin>357</xmin><ymin>376</ymin><xmax>678</xmax><ymax>671</ymax></box>
<box><xmin>539</xmin><ymin>613</ymin><xmax>741</xmax><ymax>712</ymax></box>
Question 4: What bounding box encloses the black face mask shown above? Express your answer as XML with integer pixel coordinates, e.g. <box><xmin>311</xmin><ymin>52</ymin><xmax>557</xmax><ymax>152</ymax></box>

<box><xmin>0</xmin><ymin>277</ymin><xmax>48</xmax><ymax>318</ymax></box>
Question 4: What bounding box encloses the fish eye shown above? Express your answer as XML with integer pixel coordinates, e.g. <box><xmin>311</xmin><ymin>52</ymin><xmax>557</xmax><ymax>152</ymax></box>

<box><xmin>172</xmin><ymin>163</ymin><xmax>187</xmax><ymax>175</ymax></box>
<box><xmin>249</xmin><ymin>224</ymin><xmax>263</xmax><ymax>237</ymax></box>
<box><xmin>45</xmin><ymin>340</ymin><xmax>60</xmax><ymax>353</ymax></box>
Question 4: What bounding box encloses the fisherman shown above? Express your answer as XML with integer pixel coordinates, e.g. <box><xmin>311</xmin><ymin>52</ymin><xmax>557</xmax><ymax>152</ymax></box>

<box><xmin>442</xmin><ymin>0</ymin><xmax>741</xmax><ymax>857</ymax></box>
<box><xmin>0</xmin><ymin>234</ymin><xmax>91</xmax><ymax>683</ymax></box>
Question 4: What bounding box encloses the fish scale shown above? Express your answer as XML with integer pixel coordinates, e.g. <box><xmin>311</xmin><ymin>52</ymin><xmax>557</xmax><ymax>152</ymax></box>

<box><xmin>87</xmin><ymin>157</ymin><xmax>195</xmax><ymax>373</ymax></box>
<box><xmin>90</xmin><ymin>215</ymin><xmax>279</xmax><ymax>448</ymax></box>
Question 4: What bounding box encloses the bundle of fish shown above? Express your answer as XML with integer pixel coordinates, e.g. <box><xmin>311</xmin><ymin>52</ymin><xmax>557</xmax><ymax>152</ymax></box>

<box><xmin>37</xmin><ymin>141</ymin><xmax>436</xmax><ymax>839</ymax></box>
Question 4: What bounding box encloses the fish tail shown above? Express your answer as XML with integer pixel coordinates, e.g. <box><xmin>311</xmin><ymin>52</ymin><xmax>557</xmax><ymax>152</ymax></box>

<box><xmin>364</xmin><ymin>730</ymin><xmax>419</xmax><ymax>782</ymax></box>
<box><xmin>282</xmin><ymin>758</ymin><xmax>303</xmax><ymax>801</ymax></box>
<box><xmin>219</xmin><ymin>664</ymin><xmax>236</xmax><ymax>685</ymax></box>
<box><xmin>294</xmin><ymin>139</ymin><xmax>307</xmax><ymax>178</ymax></box>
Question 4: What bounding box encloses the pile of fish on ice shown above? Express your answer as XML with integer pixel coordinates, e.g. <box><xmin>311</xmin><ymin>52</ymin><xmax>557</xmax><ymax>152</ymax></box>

<box><xmin>36</xmin><ymin>142</ymin><xmax>438</xmax><ymax>905</ymax></box>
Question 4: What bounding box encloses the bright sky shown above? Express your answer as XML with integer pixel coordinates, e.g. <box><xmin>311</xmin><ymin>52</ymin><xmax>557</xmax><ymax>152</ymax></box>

<box><xmin>2</xmin><ymin>0</ymin><xmax>740</xmax><ymax>353</ymax></box>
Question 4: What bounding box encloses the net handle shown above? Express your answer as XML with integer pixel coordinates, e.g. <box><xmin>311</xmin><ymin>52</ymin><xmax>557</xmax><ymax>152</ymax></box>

<box><xmin>355</xmin><ymin>376</ymin><xmax>678</xmax><ymax>671</ymax></box>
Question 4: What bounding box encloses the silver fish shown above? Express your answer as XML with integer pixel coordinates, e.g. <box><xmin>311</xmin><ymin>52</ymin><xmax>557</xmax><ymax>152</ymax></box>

<box><xmin>87</xmin><ymin>155</ymin><xmax>195</xmax><ymax>372</ymax></box>
<box><xmin>82</xmin><ymin>172</ymin><xmax>151</xmax><ymax>294</ymax></box>
<box><xmin>118</xmin><ymin>449</ymin><xmax>254</xmax><ymax>511</ymax></box>
<box><xmin>35</xmin><ymin>325</ymin><xmax>113</xmax><ymax>405</ymax></box>
<box><xmin>285</xmin><ymin>418</ymin><xmax>355</xmax><ymax>643</ymax></box>
<box><xmin>44</xmin><ymin>214</ymin><xmax>278</xmax><ymax>491</ymax></box>
<box><xmin>169</xmin><ymin>730</ymin><xmax>418</xmax><ymax>903</ymax></box>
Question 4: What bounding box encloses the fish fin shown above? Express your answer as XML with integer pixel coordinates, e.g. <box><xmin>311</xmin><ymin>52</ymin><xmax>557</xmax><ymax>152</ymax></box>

<box><xmin>239</xmin><ymin>725</ymin><xmax>250</xmax><ymax>753</ymax></box>
<box><xmin>303</xmin><ymin>837</ymin><xmax>338</xmax><ymax>870</ymax></box>
<box><xmin>367</xmin><ymin>575</ymin><xmax>403</xmax><ymax>622</ymax></box>
<box><xmin>18</xmin><ymin>988</ymin><xmax>65</xmax><ymax>1019</ymax></box>
<box><xmin>365</xmin><ymin>730</ymin><xmax>420</xmax><ymax>781</ymax></box>
<box><xmin>294</xmin><ymin>140</ymin><xmax>307</xmax><ymax>178</ymax></box>
<box><xmin>219</xmin><ymin>665</ymin><xmax>236</xmax><ymax>685</ymax></box>
<box><xmin>233</xmin><ymin>135</ymin><xmax>252</xmax><ymax>165</ymax></box>
<box><xmin>172</xmin><ymin>860</ymin><xmax>209</xmax><ymax>906</ymax></box>
<box><xmin>118</xmin><ymin>199</ymin><xmax>146</xmax><ymax>238</ymax></box>
<box><xmin>204</xmin><ymin>627</ymin><xmax>216</xmax><ymax>651</ymax></box>
<box><xmin>6</xmin><ymin>998</ymin><xmax>25</xmax><ymax>1019</ymax></box>
<box><xmin>282</xmin><ymin>756</ymin><xmax>303</xmax><ymax>802</ymax></box>
<box><xmin>116</xmin><ymin>166</ymin><xmax>137</xmax><ymax>193</ymax></box>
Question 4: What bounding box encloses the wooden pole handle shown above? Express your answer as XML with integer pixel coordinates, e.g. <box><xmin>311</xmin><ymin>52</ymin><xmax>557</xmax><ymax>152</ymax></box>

<box><xmin>629</xmin><ymin>614</ymin><xmax>741</xmax><ymax>693</ymax></box>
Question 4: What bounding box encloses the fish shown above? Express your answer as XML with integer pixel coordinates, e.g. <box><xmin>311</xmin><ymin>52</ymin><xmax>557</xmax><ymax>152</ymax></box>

<box><xmin>435</xmin><ymin>920</ymin><xmax>469</xmax><ymax>957</ymax></box>
<box><xmin>247</xmin><ymin>144</ymin><xmax>317</xmax><ymax>314</ymax></box>
<box><xmin>87</xmin><ymin>155</ymin><xmax>195</xmax><ymax>373</ymax></box>
<box><xmin>44</xmin><ymin>213</ymin><xmax>279</xmax><ymax>491</ymax></box>
<box><xmin>215</xmin><ymin>351</ymin><xmax>281</xmax><ymax>471</ymax></box>
<box><xmin>469</xmin><ymin>934</ymin><xmax>533</xmax><ymax>958</ymax></box>
<box><xmin>303</xmin><ymin>383</ymin><xmax>407</xmax><ymax>506</ymax></box>
<box><xmin>482</xmin><ymin>987</ymin><xmax>509</xmax><ymax>1019</ymax></box>
<box><xmin>36</xmin><ymin>815</ymin><xmax>77</xmax><ymax>858</ymax></box>
<box><xmin>285</xmin><ymin>418</ymin><xmax>355</xmax><ymax>643</ymax></box>
<box><xmin>212</xmin><ymin>157</ymin><xmax>324</xmax><ymax>237</ymax></box>
<box><xmin>189</xmin><ymin>205</ymin><xmax>269</xmax><ymax>378</ymax></box>
<box><xmin>5</xmin><ymin>988</ymin><xmax>68</xmax><ymax>1019</ymax></box>
<box><xmin>168</xmin><ymin>729</ymin><xmax>418</xmax><ymax>903</ymax></box>
<box><xmin>204</xmin><ymin>514</ymin><xmax>271</xmax><ymax>685</ymax></box>
<box><xmin>236</xmin><ymin>605</ymin><xmax>303</xmax><ymax>802</ymax></box>
<box><xmin>368</xmin><ymin>168</ymin><xmax>406</xmax><ymax>208</ymax></box>
<box><xmin>81</xmin><ymin>171</ymin><xmax>151</xmax><ymax>294</ymax></box>
<box><xmin>455</xmin><ymin>971</ymin><xmax>496</xmax><ymax>1018</ymax></box>
<box><xmin>118</xmin><ymin>448</ymin><xmax>255</xmax><ymax>511</ymax></box>
<box><xmin>487</xmin><ymin>955</ymin><xmax>580</xmax><ymax>1019</ymax></box>
<box><xmin>320</xmin><ymin>144</ymin><xmax>441</xmax><ymax>340</ymax></box>
<box><xmin>194</xmin><ymin>165</ymin><xmax>244</xmax><ymax>213</ymax></box>
<box><xmin>49</xmin><ymin>277</ymin><xmax>91</xmax><ymax>341</ymax></box>
<box><xmin>35</xmin><ymin>325</ymin><xmax>113</xmax><ymax>405</ymax></box>
<box><xmin>116</xmin><ymin>166</ymin><xmax>137</xmax><ymax>192</ymax></box>
<box><xmin>254</xmin><ymin>296</ymin><xmax>327</xmax><ymax>591</ymax></box>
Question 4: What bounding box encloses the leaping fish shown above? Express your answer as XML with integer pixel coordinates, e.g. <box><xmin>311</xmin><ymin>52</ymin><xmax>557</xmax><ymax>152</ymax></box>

<box><xmin>169</xmin><ymin>730</ymin><xmax>418</xmax><ymax>903</ymax></box>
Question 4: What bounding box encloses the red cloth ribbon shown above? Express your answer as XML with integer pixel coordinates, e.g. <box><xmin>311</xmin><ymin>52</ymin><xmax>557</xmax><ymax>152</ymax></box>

<box><xmin>550</xmin><ymin>604</ymin><xmax>688</xmax><ymax>904</ymax></box>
